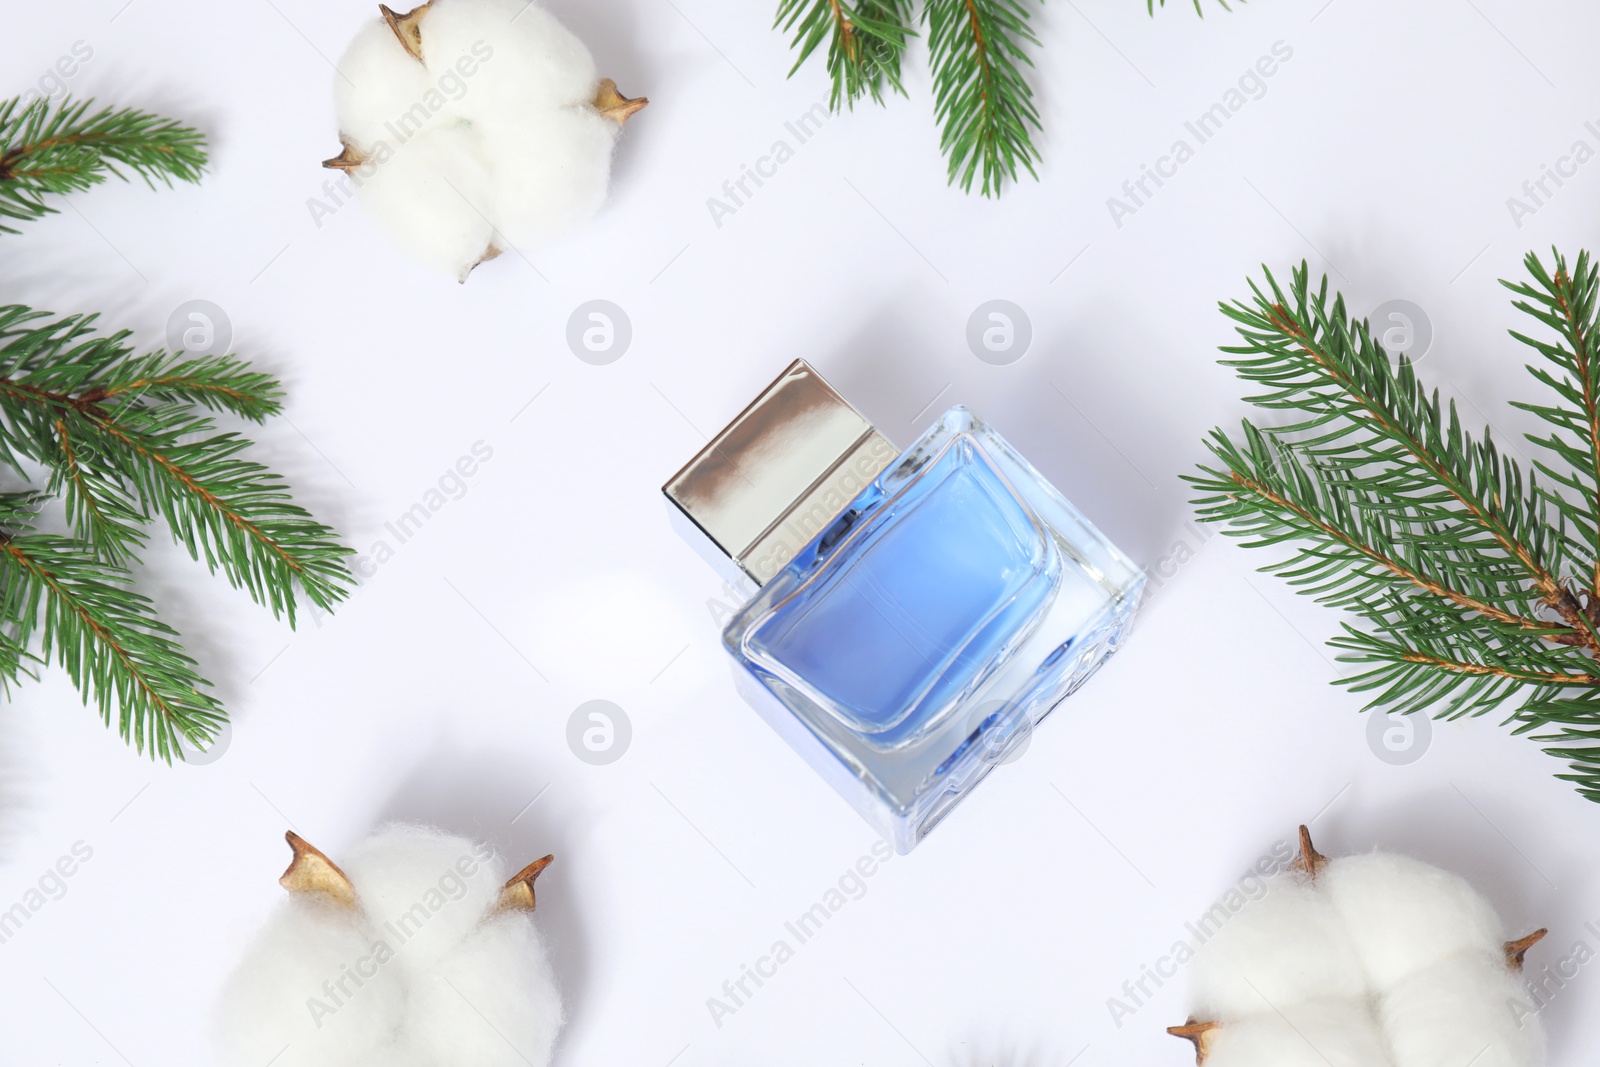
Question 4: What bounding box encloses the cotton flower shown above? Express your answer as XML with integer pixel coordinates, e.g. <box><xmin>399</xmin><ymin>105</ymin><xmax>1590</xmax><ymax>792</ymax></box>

<box><xmin>326</xmin><ymin>0</ymin><xmax>646</xmax><ymax>280</ymax></box>
<box><xmin>214</xmin><ymin>825</ymin><xmax>563</xmax><ymax>1067</ymax></box>
<box><xmin>1171</xmin><ymin>826</ymin><xmax>1545</xmax><ymax>1067</ymax></box>
<box><xmin>1186</xmin><ymin>879</ymin><xmax>1365</xmax><ymax>1019</ymax></box>
<box><xmin>1379</xmin><ymin>951</ymin><xmax>1544</xmax><ymax>1067</ymax></box>
<box><xmin>1323</xmin><ymin>852</ymin><xmax>1505</xmax><ymax>987</ymax></box>
<box><xmin>1201</xmin><ymin>1000</ymin><xmax>1391</xmax><ymax>1067</ymax></box>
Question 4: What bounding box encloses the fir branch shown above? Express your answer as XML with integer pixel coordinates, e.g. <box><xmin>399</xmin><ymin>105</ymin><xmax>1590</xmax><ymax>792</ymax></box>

<box><xmin>0</xmin><ymin>96</ymin><xmax>341</xmax><ymax>760</ymax></box>
<box><xmin>1516</xmin><ymin>692</ymin><xmax>1600</xmax><ymax>801</ymax></box>
<box><xmin>0</xmin><ymin>492</ymin><xmax>222</xmax><ymax>759</ymax></box>
<box><xmin>0</xmin><ymin>96</ymin><xmax>206</xmax><ymax>233</ymax></box>
<box><xmin>777</xmin><ymin>0</ymin><xmax>915</xmax><ymax>109</ymax></box>
<box><xmin>1194</xmin><ymin>425</ymin><xmax>1565</xmax><ymax>639</ymax></box>
<box><xmin>0</xmin><ymin>306</ymin><xmax>279</xmax><ymax>422</ymax></box>
<box><xmin>1504</xmin><ymin>250</ymin><xmax>1600</xmax><ymax>597</ymax></box>
<box><xmin>0</xmin><ymin>306</ymin><xmax>351</xmax><ymax>619</ymax></box>
<box><xmin>924</xmin><ymin>0</ymin><xmax>1042</xmax><ymax>196</ymax></box>
<box><xmin>1212</xmin><ymin>264</ymin><xmax>1592</xmax><ymax>643</ymax></box>
<box><xmin>46</xmin><ymin>414</ymin><xmax>148</xmax><ymax>564</ymax></box>
<box><xmin>1331</xmin><ymin>600</ymin><xmax>1600</xmax><ymax>719</ymax></box>
<box><xmin>81</xmin><ymin>405</ymin><xmax>352</xmax><ymax>623</ymax></box>
<box><xmin>1192</xmin><ymin>253</ymin><xmax>1600</xmax><ymax>807</ymax></box>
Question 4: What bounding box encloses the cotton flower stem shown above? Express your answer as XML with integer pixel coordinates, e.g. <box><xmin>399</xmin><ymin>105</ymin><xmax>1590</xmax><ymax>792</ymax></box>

<box><xmin>322</xmin><ymin>140</ymin><xmax>366</xmax><ymax>172</ymax></box>
<box><xmin>594</xmin><ymin>79</ymin><xmax>648</xmax><ymax>124</ymax></box>
<box><xmin>1166</xmin><ymin>1018</ymin><xmax>1217</xmax><ymax>1064</ymax></box>
<box><xmin>494</xmin><ymin>853</ymin><xmax>555</xmax><ymax>914</ymax></box>
<box><xmin>1291</xmin><ymin>823</ymin><xmax>1329</xmax><ymax>881</ymax></box>
<box><xmin>380</xmin><ymin>1</ymin><xmax>433</xmax><ymax>62</ymax></box>
<box><xmin>1505</xmin><ymin>928</ymin><xmax>1548</xmax><ymax>970</ymax></box>
<box><xmin>279</xmin><ymin>831</ymin><xmax>359</xmax><ymax>909</ymax></box>
<box><xmin>460</xmin><ymin>244</ymin><xmax>504</xmax><ymax>285</ymax></box>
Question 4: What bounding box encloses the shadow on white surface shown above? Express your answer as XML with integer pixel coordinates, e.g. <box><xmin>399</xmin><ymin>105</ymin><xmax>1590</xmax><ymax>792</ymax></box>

<box><xmin>944</xmin><ymin>1043</ymin><xmax>1084</xmax><ymax>1067</ymax></box>
<box><xmin>63</xmin><ymin>61</ymin><xmax>229</xmax><ymax>164</ymax></box>
<box><xmin>0</xmin><ymin>702</ymin><xmax>41</xmax><ymax>862</ymax></box>
<box><xmin>824</xmin><ymin>300</ymin><xmax>1190</xmax><ymax>573</ymax></box>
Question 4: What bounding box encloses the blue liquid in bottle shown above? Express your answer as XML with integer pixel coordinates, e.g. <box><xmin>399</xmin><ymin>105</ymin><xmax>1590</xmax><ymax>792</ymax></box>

<box><xmin>725</xmin><ymin>407</ymin><xmax>1144</xmax><ymax>851</ymax></box>
<box><xmin>744</xmin><ymin>436</ymin><xmax>1060</xmax><ymax>746</ymax></box>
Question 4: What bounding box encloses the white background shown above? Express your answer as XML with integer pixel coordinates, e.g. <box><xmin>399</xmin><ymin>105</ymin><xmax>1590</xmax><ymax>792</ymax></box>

<box><xmin>3</xmin><ymin>0</ymin><xmax>1599</xmax><ymax>1064</ymax></box>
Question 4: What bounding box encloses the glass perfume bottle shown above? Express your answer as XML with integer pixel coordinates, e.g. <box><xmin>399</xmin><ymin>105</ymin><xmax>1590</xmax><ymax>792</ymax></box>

<box><xmin>664</xmin><ymin>361</ymin><xmax>1144</xmax><ymax>852</ymax></box>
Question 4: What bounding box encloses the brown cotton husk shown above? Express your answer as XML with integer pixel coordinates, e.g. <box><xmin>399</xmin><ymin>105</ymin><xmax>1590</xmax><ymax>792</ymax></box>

<box><xmin>1167</xmin><ymin>1019</ymin><xmax>1218</xmax><ymax>1064</ymax></box>
<box><xmin>380</xmin><ymin>1</ymin><xmax>433</xmax><ymax>62</ymax></box>
<box><xmin>494</xmin><ymin>854</ymin><xmax>555</xmax><ymax>914</ymax></box>
<box><xmin>278</xmin><ymin>831</ymin><xmax>558</xmax><ymax>918</ymax></box>
<box><xmin>279</xmin><ymin>831</ymin><xmax>359</xmax><ymax>909</ymax></box>
<box><xmin>322</xmin><ymin>140</ymin><xmax>367</xmax><ymax>173</ymax></box>
<box><xmin>1289</xmin><ymin>823</ymin><xmax>1329</xmax><ymax>881</ymax></box>
<box><xmin>594</xmin><ymin>79</ymin><xmax>648</xmax><ymax>124</ymax></box>
<box><xmin>1505</xmin><ymin>928</ymin><xmax>1548</xmax><ymax>971</ymax></box>
<box><xmin>459</xmin><ymin>243</ymin><xmax>504</xmax><ymax>284</ymax></box>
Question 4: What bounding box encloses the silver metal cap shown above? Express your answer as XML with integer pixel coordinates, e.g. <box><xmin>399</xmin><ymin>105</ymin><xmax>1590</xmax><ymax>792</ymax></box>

<box><xmin>663</xmin><ymin>360</ymin><xmax>898</xmax><ymax>585</ymax></box>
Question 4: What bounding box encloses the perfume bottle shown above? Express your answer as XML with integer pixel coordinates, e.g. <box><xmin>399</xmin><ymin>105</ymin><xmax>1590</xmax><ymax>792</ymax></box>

<box><xmin>664</xmin><ymin>361</ymin><xmax>1144</xmax><ymax>852</ymax></box>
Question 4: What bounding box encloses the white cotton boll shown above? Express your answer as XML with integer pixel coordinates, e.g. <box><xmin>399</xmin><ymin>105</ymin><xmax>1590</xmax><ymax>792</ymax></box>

<box><xmin>407</xmin><ymin>916</ymin><xmax>565</xmax><ymax>1067</ymax></box>
<box><xmin>1380</xmin><ymin>951</ymin><xmax>1543</xmax><ymax>1067</ymax></box>
<box><xmin>327</xmin><ymin>0</ymin><xmax>641</xmax><ymax>277</ymax></box>
<box><xmin>1177</xmin><ymin>832</ymin><xmax>1547</xmax><ymax>1067</ymax></box>
<box><xmin>1188</xmin><ymin>876</ymin><xmax>1367</xmax><ymax>1018</ymax></box>
<box><xmin>215</xmin><ymin>826</ymin><xmax>563</xmax><ymax>1067</ymax></box>
<box><xmin>422</xmin><ymin>0</ymin><xmax>598</xmax><ymax>109</ymax></box>
<box><xmin>484</xmin><ymin>110</ymin><xmax>618</xmax><ymax>247</ymax></box>
<box><xmin>352</xmin><ymin>127</ymin><xmax>497</xmax><ymax>279</ymax></box>
<box><xmin>214</xmin><ymin>900</ymin><xmax>405</xmax><ymax>1067</ymax></box>
<box><xmin>341</xmin><ymin>824</ymin><xmax>504</xmax><ymax>972</ymax></box>
<box><xmin>1205</xmin><ymin>1001</ymin><xmax>1395</xmax><ymax>1067</ymax></box>
<box><xmin>334</xmin><ymin>19</ymin><xmax>435</xmax><ymax>149</ymax></box>
<box><xmin>1323</xmin><ymin>853</ymin><xmax>1505</xmax><ymax>987</ymax></box>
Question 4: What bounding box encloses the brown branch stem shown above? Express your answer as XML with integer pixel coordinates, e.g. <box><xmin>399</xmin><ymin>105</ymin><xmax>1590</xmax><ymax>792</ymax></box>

<box><xmin>1228</xmin><ymin>469</ymin><xmax>1578</xmax><ymax>645</ymax></box>
<box><xmin>1265</xmin><ymin>303</ymin><xmax>1600</xmax><ymax>650</ymax></box>
<box><xmin>1549</xmin><ymin>269</ymin><xmax>1600</xmax><ymax>598</ymax></box>
<box><xmin>0</xmin><ymin>375</ymin><xmax>304</xmax><ymax>578</ymax></box>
